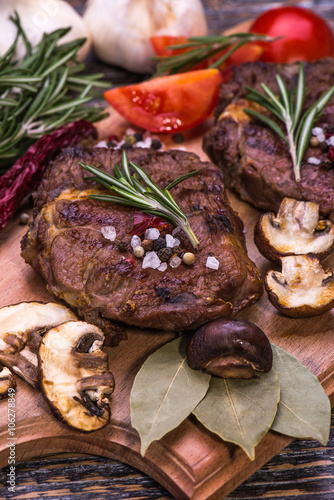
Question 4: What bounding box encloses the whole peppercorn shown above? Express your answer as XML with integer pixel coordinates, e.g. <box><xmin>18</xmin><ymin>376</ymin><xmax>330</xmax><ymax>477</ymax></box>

<box><xmin>310</xmin><ymin>136</ymin><xmax>319</xmax><ymax>147</ymax></box>
<box><xmin>319</xmin><ymin>141</ymin><xmax>329</xmax><ymax>152</ymax></box>
<box><xmin>153</xmin><ymin>237</ymin><xmax>166</xmax><ymax>251</ymax></box>
<box><xmin>133</xmin><ymin>246</ymin><xmax>145</xmax><ymax>258</ymax></box>
<box><xmin>151</xmin><ymin>138</ymin><xmax>162</xmax><ymax>150</ymax></box>
<box><xmin>183</xmin><ymin>252</ymin><xmax>195</xmax><ymax>265</ymax></box>
<box><xmin>172</xmin><ymin>245</ymin><xmax>183</xmax><ymax>256</ymax></box>
<box><xmin>141</xmin><ymin>239</ymin><xmax>154</xmax><ymax>251</ymax></box>
<box><xmin>19</xmin><ymin>212</ymin><xmax>30</xmax><ymax>225</ymax></box>
<box><xmin>124</xmin><ymin>134</ymin><xmax>137</xmax><ymax>145</ymax></box>
<box><xmin>321</xmin><ymin>158</ymin><xmax>333</xmax><ymax>170</ymax></box>
<box><xmin>117</xmin><ymin>241</ymin><xmax>128</xmax><ymax>252</ymax></box>
<box><xmin>158</xmin><ymin>247</ymin><xmax>173</xmax><ymax>262</ymax></box>
<box><xmin>134</xmin><ymin>132</ymin><xmax>143</xmax><ymax>142</ymax></box>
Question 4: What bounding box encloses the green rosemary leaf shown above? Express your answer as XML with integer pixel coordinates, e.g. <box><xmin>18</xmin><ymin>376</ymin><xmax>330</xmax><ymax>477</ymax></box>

<box><xmin>245</xmin><ymin>62</ymin><xmax>334</xmax><ymax>182</ymax></box>
<box><xmin>244</xmin><ymin>108</ymin><xmax>288</xmax><ymax>144</ymax></box>
<box><xmin>165</xmin><ymin>170</ymin><xmax>200</xmax><ymax>191</ymax></box>
<box><xmin>79</xmin><ymin>152</ymin><xmax>199</xmax><ymax>249</ymax></box>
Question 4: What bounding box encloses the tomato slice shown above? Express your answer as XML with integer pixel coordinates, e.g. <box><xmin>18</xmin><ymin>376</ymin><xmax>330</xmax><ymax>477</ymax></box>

<box><xmin>250</xmin><ymin>6</ymin><xmax>334</xmax><ymax>63</ymax></box>
<box><xmin>104</xmin><ymin>69</ymin><xmax>223</xmax><ymax>133</ymax></box>
<box><xmin>150</xmin><ymin>36</ymin><xmax>188</xmax><ymax>57</ymax></box>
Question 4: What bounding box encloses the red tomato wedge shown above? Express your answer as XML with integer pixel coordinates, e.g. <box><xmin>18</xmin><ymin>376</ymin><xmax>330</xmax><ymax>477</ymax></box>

<box><xmin>104</xmin><ymin>69</ymin><xmax>223</xmax><ymax>133</ymax></box>
<box><xmin>150</xmin><ymin>35</ymin><xmax>188</xmax><ymax>57</ymax></box>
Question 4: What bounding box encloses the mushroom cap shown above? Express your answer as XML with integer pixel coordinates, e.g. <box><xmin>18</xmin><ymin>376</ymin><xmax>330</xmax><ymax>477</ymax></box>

<box><xmin>254</xmin><ymin>198</ymin><xmax>334</xmax><ymax>263</ymax></box>
<box><xmin>0</xmin><ymin>302</ymin><xmax>78</xmax><ymax>387</ymax></box>
<box><xmin>0</xmin><ymin>366</ymin><xmax>16</xmax><ymax>400</ymax></box>
<box><xmin>186</xmin><ymin>318</ymin><xmax>273</xmax><ymax>379</ymax></box>
<box><xmin>265</xmin><ymin>254</ymin><xmax>334</xmax><ymax>318</ymax></box>
<box><xmin>39</xmin><ymin>321</ymin><xmax>115</xmax><ymax>432</ymax></box>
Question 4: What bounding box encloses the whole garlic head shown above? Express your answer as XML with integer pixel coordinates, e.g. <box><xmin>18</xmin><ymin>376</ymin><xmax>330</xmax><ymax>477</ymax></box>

<box><xmin>0</xmin><ymin>0</ymin><xmax>91</xmax><ymax>61</ymax></box>
<box><xmin>84</xmin><ymin>0</ymin><xmax>208</xmax><ymax>73</ymax></box>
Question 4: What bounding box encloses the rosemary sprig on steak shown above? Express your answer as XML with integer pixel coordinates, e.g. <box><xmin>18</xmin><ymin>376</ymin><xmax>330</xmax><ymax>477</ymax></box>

<box><xmin>153</xmin><ymin>33</ymin><xmax>277</xmax><ymax>76</ymax></box>
<box><xmin>244</xmin><ymin>63</ymin><xmax>334</xmax><ymax>182</ymax></box>
<box><xmin>0</xmin><ymin>13</ymin><xmax>109</xmax><ymax>169</ymax></box>
<box><xmin>79</xmin><ymin>150</ymin><xmax>200</xmax><ymax>249</ymax></box>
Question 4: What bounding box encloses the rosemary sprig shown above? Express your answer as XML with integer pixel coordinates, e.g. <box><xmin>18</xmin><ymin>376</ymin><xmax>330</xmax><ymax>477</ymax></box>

<box><xmin>0</xmin><ymin>13</ymin><xmax>110</xmax><ymax>169</ymax></box>
<box><xmin>244</xmin><ymin>62</ymin><xmax>334</xmax><ymax>182</ymax></box>
<box><xmin>79</xmin><ymin>150</ymin><xmax>200</xmax><ymax>249</ymax></box>
<box><xmin>153</xmin><ymin>33</ymin><xmax>278</xmax><ymax>76</ymax></box>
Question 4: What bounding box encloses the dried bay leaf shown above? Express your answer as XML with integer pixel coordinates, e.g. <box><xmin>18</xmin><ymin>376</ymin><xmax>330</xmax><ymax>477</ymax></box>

<box><xmin>271</xmin><ymin>344</ymin><xmax>331</xmax><ymax>445</ymax></box>
<box><xmin>193</xmin><ymin>369</ymin><xmax>280</xmax><ymax>460</ymax></box>
<box><xmin>130</xmin><ymin>335</ymin><xmax>211</xmax><ymax>455</ymax></box>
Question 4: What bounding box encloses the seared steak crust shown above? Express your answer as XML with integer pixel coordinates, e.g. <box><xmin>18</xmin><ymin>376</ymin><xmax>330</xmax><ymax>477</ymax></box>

<box><xmin>203</xmin><ymin>59</ymin><xmax>334</xmax><ymax>220</ymax></box>
<box><xmin>21</xmin><ymin>147</ymin><xmax>262</xmax><ymax>335</ymax></box>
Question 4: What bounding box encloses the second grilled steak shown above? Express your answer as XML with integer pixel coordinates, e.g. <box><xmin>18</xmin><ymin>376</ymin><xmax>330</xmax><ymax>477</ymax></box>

<box><xmin>203</xmin><ymin>59</ymin><xmax>334</xmax><ymax>220</ymax></box>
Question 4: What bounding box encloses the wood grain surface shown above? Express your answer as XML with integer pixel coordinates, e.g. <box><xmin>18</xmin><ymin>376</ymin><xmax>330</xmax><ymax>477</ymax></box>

<box><xmin>0</xmin><ymin>0</ymin><xmax>334</xmax><ymax>498</ymax></box>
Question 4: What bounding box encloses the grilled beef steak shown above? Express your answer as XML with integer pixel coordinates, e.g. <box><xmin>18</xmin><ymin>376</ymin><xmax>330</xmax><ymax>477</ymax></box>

<box><xmin>203</xmin><ymin>59</ymin><xmax>334</xmax><ymax>220</ymax></box>
<box><xmin>21</xmin><ymin>147</ymin><xmax>262</xmax><ymax>339</ymax></box>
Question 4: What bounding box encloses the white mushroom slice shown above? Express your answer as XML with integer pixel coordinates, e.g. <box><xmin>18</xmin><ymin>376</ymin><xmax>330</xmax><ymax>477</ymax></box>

<box><xmin>39</xmin><ymin>321</ymin><xmax>115</xmax><ymax>432</ymax></box>
<box><xmin>0</xmin><ymin>366</ymin><xmax>16</xmax><ymax>400</ymax></box>
<box><xmin>254</xmin><ymin>198</ymin><xmax>334</xmax><ymax>263</ymax></box>
<box><xmin>0</xmin><ymin>302</ymin><xmax>77</xmax><ymax>387</ymax></box>
<box><xmin>265</xmin><ymin>255</ymin><xmax>334</xmax><ymax>317</ymax></box>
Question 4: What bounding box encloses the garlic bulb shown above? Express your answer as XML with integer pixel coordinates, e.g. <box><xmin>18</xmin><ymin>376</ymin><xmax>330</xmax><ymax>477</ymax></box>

<box><xmin>84</xmin><ymin>0</ymin><xmax>208</xmax><ymax>73</ymax></box>
<box><xmin>0</xmin><ymin>0</ymin><xmax>91</xmax><ymax>61</ymax></box>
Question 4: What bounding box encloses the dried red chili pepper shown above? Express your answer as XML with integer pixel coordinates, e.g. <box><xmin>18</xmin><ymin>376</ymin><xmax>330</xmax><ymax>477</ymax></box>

<box><xmin>129</xmin><ymin>211</ymin><xmax>171</xmax><ymax>236</ymax></box>
<box><xmin>0</xmin><ymin>120</ymin><xmax>97</xmax><ymax>229</ymax></box>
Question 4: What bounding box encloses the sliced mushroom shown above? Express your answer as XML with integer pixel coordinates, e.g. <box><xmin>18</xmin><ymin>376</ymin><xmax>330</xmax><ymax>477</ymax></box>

<box><xmin>265</xmin><ymin>254</ymin><xmax>334</xmax><ymax>318</ymax></box>
<box><xmin>0</xmin><ymin>302</ymin><xmax>77</xmax><ymax>387</ymax></box>
<box><xmin>39</xmin><ymin>321</ymin><xmax>115</xmax><ymax>432</ymax></box>
<box><xmin>254</xmin><ymin>198</ymin><xmax>334</xmax><ymax>263</ymax></box>
<box><xmin>0</xmin><ymin>366</ymin><xmax>16</xmax><ymax>400</ymax></box>
<box><xmin>186</xmin><ymin>318</ymin><xmax>273</xmax><ymax>379</ymax></box>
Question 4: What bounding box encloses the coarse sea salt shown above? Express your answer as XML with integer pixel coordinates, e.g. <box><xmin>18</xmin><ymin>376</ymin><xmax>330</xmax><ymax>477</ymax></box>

<box><xmin>206</xmin><ymin>256</ymin><xmax>219</xmax><ymax>270</ymax></box>
<box><xmin>142</xmin><ymin>251</ymin><xmax>161</xmax><ymax>269</ymax></box>
<box><xmin>145</xmin><ymin>227</ymin><xmax>160</xmax><ymax>240</ymax></box>
<box><xmin>131</xmin><ymin>235</ymin><xmax>141</xmax><ymax>249</ymax></box>
<box><xmin>169</xmin><ymin>256</ymin><xmax>182</xmax><ymax>268</ymax></box>
<box><xmin>312</xmin><ymin>127</ymin><xmax>323</xmax><ymax>136</ymax></box>
<box><xmin>165</xmin><ymin>234</ymin><xmax>181</xmax><ymax>248</ymax></box>
<box><xmin>327</xmin><ymin>136</ymin><xmax>334</xmax><ymax>147</ymax></box>
<box><xmin>101</xmin><ymin>226</ymin><xmax>116</xmax><ymax>241</ymax></box>
<box><xmin>157</xmin><ymin>262</ymin><xmax>168</xmax><ymax>272</ymax></box>
<box><xmin>307</xmin><ymin>157</ymin><xmax>321</xmax><ymax>165</ymax></box>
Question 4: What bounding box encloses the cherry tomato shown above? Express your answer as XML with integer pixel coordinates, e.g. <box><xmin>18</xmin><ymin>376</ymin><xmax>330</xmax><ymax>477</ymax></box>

<box><xmin>250</xmin><ymin>6</ymin><xmax>334</xmax><ymax>63</ymax></box>
<box><xmin>150</xmin><ymin>36</ymin><xmax>188</xmax><ymax>57</ymax></box>
<box><xmin>104</xmin><ymin>69</ymin><xmax>223</xmax><ymax>133</ymax></box>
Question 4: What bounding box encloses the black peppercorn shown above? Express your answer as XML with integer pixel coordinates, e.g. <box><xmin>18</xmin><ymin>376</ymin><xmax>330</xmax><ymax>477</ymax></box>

<box><xmin>172</xmin><ymin>245</ymin><xmax>182</xmax><ymax>256</ymax></box>
<box><xmin>134</xmin><ymin>132</ymin><xmax>143</xmax><ymax>142</ymax></box>
<box><xmin>153</xmin><ymin>237</ymin><xmax>166</xmax><ymax>251</ymax></box>
<box><xmin>321</xmin><ymin>158</ymin><xmax>333</xmax><ymax>170</ymax></box>
<box><xmin>117</xmin><ymin>241</ymin><xmax>128</xmax><ymax>252</ymax></box>
<box><xmin>319</xmin><ymin>141</ymin><xmax>329</xmax><ymax>152</ymax></box>
<box><xmin>172</xmin><ymin>133</ymin><xmax>184</xmax><ymax>144</ymax></box>
<box><xmin>151</xmin><ymin>138</ymin><xmax>162</xmax><ymax>150</ymax></box>
<box><xmin>120</xmin><ymin>142</ymin><xmax>133</xmax><ymax>150</ymax></box>
<box><xmin>107</xmin><ymin>140</ymin><xmax>117</xmax><ymax>148</ymax></box>
<box><xmin>158</xmin><ymin>247</ymin><xmax>173</xmax><ymax>262</ymax></box>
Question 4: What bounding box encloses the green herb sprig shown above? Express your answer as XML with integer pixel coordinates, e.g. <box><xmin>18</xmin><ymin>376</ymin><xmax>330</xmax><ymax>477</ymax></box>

<box><xmin>153</xmin><ymin>33</ymin><xmax>278</xmax><ymax>76</ymax></box>
<box><xmin>0</xmin><ymin>13</ymin><xmax>110</xmax><ymax>167</ymax></box>
<box><xmin>79</xmin><ymin>150</ymin><xmax>200</xmax><ymax>249</ymax></box>
<box><xmin>244</xmin><ymin>63</ymin><xmax>334</xmax><ymax>182</ymax></box>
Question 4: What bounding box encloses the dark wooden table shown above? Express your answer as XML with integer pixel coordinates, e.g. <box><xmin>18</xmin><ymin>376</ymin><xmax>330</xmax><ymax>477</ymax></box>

<box><xmin>0</xmin><ymin>1</ymin><xmax>333</xmax><ymax>498</ymax></box>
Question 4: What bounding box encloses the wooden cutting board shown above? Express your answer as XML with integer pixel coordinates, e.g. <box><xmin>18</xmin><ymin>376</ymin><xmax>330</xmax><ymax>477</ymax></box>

<box><xmin>0</xmin><ymin>110</ymin><xmax>333</xmax><ymax>500</ymax></box>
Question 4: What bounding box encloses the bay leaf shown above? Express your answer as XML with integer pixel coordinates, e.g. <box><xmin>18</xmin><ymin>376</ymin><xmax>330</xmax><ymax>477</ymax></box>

<box><xmin>271</xmin><ymin>344</ymin><xmax>331</xmax><ymax>445</ymax></box>
<box><xmin>193</xmin><ymin>369</ymin><xmax>280</xmax><ymax>460</ymax></box>
<box><xmin>130</xmin><ymin>335</ymin><xmax>211</xmax><ymax>455</ymax></box>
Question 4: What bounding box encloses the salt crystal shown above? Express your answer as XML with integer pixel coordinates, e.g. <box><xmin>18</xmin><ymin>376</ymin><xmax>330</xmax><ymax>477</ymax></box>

<box><xmin>131</xmin><ymin>235</ymin><xmax>141</xmax><ymax>249</ymax></box>
<box><xmin>206</xmin><ymin>256</ymin><xmax>220</xmax><ymax>270</ymax></box>
<box><xmin>317</xmin><ymin>133</ymin><xmax>326</xmax><ymax>143</ymax></box>
<box><xmin>95</xmin><ymin>140</ymin><xmax>108</xmax><ymax>148</ymax></box>
<box><xmin>312</xmin><ymin>127</ymin><xmax>323</xmax><ymax>136</ymax></box>
<box><xmin>165</xmin><ymin>234</ymin><xmax>180</xmax><ymax>248</ymax></box>
<box><xmin>101</xmin><ymin>226</ymin><xmax>116</xmax><ymax>241</ymax></box>
<box><xmin>142</xmin><ymin>251</ymin><xmax>161</xmax><ymax>269</ymax></box>
<box><xmin>307</xmin><ymin>156</ymin><xmax>321</xmax><ymax>165</ymax></box>
<box><xmin>169</xmin><ymin>256</ymin><xmax>182</xmax><ymax>268</ymax></box>
<box><xmin>157</xmin><ymin>262</ymin><xmax>167</xmax><ymax>272</ymax></box>
<box><xmin>145</xmin><ymin>227</ymin><xmax>160</xmax><ymax>240</ymax></box>
<box><xmin>327</xmin><ymin>136</ymin><xmax>334</xmax><ymax>147</ymax></box>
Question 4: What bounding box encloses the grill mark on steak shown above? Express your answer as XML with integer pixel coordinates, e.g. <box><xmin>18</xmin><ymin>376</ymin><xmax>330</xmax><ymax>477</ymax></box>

<box><xmin>21</xmin><ymin>147</ymin><xmax>263</xmax><ymax>338</ymax></box>
<box><xmin>203</xmin><ymin>59</ymin><xmax>334</xmax><ymax>221</ymax></box>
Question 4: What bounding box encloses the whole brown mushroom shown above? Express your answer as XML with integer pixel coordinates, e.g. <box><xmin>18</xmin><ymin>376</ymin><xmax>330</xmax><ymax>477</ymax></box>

<box><xmin>186</xmin><ymin>318</ymin><xmax>273</xmax><ymax>379</ymax></box>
